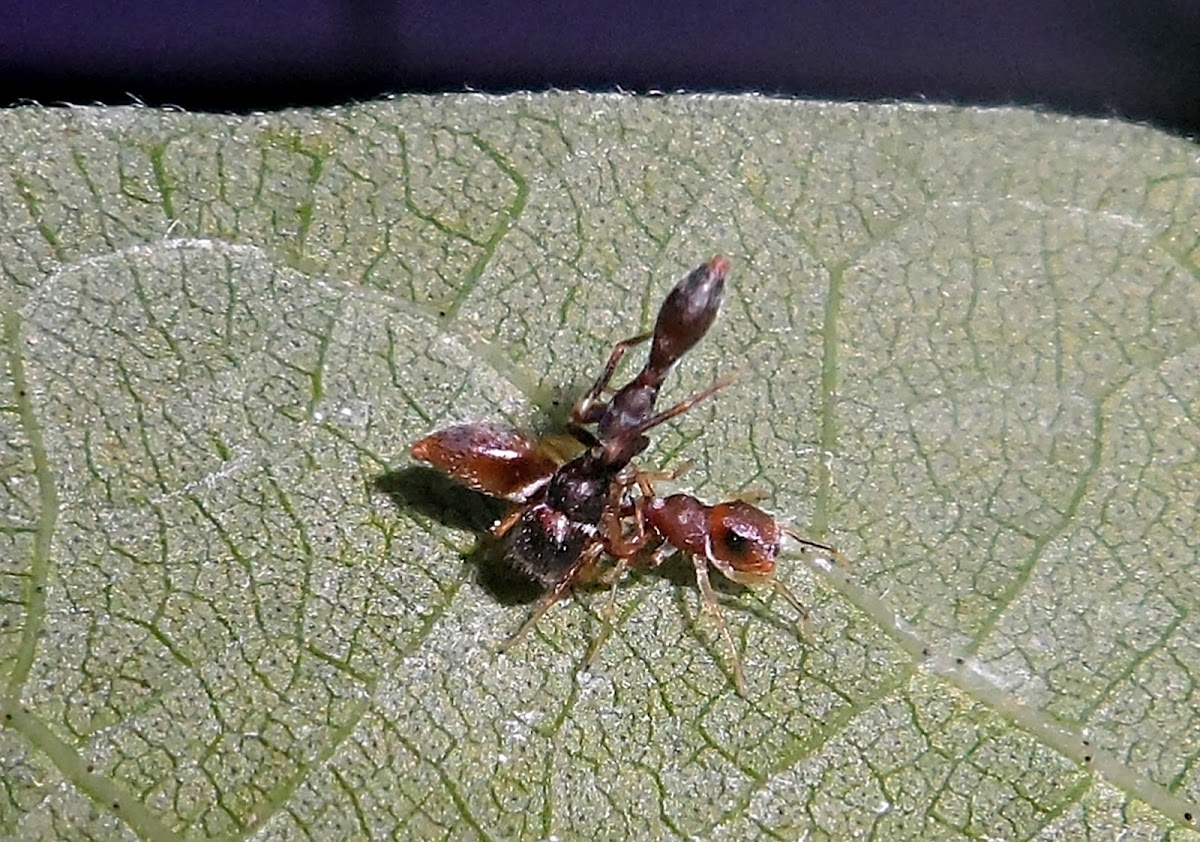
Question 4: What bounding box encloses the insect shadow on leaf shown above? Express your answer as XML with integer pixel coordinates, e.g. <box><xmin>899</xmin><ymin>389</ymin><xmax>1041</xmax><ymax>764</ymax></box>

<box><xmin>372</xmin><ymin>465</ymin><xmax>543</xmax><ymax>604</ymax></box>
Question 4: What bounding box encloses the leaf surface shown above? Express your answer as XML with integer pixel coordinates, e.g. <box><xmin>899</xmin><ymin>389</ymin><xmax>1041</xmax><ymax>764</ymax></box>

<box><xmin>1</xmin><ymin>95</ymin><xmax>1198</xmax><ymax>840</ymax></box>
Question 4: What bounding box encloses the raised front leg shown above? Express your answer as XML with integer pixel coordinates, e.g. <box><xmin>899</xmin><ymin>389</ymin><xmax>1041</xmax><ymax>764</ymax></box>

<box><xmin>634</xmin><ymin>368</ymin><xmax>741</xmax><ymax>437</ymax></box>
<box><xmin>573</xmin><ymin>332</ymin><xmax>652</xmax><ymax>424</ymax></box>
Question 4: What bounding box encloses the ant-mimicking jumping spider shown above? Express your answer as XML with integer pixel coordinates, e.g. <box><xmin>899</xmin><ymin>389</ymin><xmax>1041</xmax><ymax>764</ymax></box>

<box><xmin>588</xmin><ymin>490</ymin><xmax>839</xmax><ymax>694</ymax></box>
<box><xmin>410</xmin><ymin>256</ymin><xmax>838</xmax><ymax>694</ymax></box>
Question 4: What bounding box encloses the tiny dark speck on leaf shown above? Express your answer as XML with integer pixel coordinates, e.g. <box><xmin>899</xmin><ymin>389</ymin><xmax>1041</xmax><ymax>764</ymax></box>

<box><xmin>1184</xmin><ymin>812</ymin><xmax>1192</xmax><ymax>821</ymax></box>
<box><xmin>1084</xmin><ymin>755</ymin><xmax>1092</xmax><ymax>762</ymax></box>
<box><xmin>86</xmin><ymin>765</ymin><xmax>94</xmax><ymax>772</ymax></box>
<box><xmin>955</xmin><ymin>657</ymin><xmax>964</xmax><ymax>665</ymax></box>
<box><xmin>112</xmin><ymin>802</ymin><xmax>120</xmax><ymax>810</ymax></box>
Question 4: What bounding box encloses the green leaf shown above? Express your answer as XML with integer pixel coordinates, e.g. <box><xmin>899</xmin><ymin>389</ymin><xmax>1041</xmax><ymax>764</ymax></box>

<box><xmin>2</xmin><ymin>95</ymin><xmax>1199</xmax><ymax>840</ymax></box>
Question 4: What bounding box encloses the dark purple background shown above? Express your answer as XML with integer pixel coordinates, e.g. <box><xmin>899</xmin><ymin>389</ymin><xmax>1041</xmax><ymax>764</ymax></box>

<box><xmin>3</xmin><ymin>0</ymin><xmax>1198</xmax><ymax>136</ymax></box>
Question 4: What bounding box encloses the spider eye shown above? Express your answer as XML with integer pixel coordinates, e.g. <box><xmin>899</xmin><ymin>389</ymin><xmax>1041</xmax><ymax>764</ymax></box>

<box><xmin>722</xmin><ymin>528</ymin><xmax>749</xmax><ymax>556</ymax></box>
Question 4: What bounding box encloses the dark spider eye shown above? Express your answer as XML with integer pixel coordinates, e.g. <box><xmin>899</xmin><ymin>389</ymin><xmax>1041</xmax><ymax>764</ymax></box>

<box><xmin>723</xmin><ymin>529</ymin><xmax>749</xmax><ymax>555</ymax></box>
